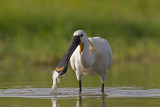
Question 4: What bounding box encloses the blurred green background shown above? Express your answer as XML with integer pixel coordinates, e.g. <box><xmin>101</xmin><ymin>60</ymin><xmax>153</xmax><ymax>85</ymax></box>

<box><xmin>0</xmin><ymin>0</ymin><xmax>160</xmax><ymax>88</ymax></box>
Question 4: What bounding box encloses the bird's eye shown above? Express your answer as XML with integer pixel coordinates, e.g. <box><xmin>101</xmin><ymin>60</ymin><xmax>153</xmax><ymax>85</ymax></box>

<box><xmin>80</xmin><ymin>34</ymin><xmax>83</xmax><ymax>37</ymax></box>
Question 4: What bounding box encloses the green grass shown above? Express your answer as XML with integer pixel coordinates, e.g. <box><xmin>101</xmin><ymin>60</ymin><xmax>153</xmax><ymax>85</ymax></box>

<box><xmin>0</xmin><ymin>0</ymin><xmax>160</xmax><ymax>70</ymax></box>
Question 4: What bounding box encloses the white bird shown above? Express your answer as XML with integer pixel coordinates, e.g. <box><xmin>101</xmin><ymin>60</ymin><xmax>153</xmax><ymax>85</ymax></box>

<box><xmin>52</xmin><ymin>30</ymin><xmax>112</xmax><ymax>93</ymax></box>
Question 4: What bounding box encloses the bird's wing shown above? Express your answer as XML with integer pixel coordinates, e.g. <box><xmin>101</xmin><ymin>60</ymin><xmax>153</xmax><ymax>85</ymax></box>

<box><xmin>89</xmin><ymin>40</ymin><xmax>95</xmax><ymax>51</ymax></box>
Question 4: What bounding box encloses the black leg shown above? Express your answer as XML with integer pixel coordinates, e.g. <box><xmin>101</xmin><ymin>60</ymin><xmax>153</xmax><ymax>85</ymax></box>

<box><xmin>79</xmin><ymin>80</ymin><xmax>82</xmax><ymax>93</ymax></box>
<box><xmin>101</xmin><ymin>83</ymin><xmax>104</xmax><ymax>93</ymax></box>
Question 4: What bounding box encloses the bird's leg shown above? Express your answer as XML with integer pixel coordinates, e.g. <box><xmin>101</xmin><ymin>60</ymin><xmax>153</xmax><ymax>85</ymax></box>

<box><xmin>76</xmin><ymin>72</ymin><xmax>82</xmax><ymax>94</ymax></box>
<box><xmin>79</xmin><ymin>80</ymin><xmax>82</xmax><ymax>93</ymax></box>
<box><xmin>100</xmin><ymin>72</ymin><xmax>107</xmax><ymax>93</ymax></box>
<box><xmin>101</xmin><ymin>83</ymin><xmax>104</xmax><ymax>93</ymax></box>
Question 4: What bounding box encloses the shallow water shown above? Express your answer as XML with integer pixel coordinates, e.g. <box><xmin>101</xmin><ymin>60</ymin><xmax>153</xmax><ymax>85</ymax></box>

<box><xmin>0</xmin><ymin>62</ymin><xmax>160</xmax><ymax>107</ymax></box>
<box><xmin>1</xmin><ymin>87</ymin><xmax>160</xmax><ymax>98</ymax></box>
<box><xmin>0</xmin><ymin>87</ymin><xmax>160</xmax><ymax>107</ymax></box>
<box><xmin>1</xmin><ymin>97</ymin><xmax>160</xmax><ymax>107</ymax></box>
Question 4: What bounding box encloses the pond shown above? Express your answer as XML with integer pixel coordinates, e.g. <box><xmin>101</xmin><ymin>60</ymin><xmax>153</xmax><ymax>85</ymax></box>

<box><xmin>0</xmin><ymin>62</ymin><xmax>160</xmax><ymax>107</ymax></box>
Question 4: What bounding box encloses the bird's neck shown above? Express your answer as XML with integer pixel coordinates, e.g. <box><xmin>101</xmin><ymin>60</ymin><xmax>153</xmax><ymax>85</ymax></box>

<box><xmin>80</xmin><ymin>39</ymin><xmax>95</xmax><ymax>68</ymax></box>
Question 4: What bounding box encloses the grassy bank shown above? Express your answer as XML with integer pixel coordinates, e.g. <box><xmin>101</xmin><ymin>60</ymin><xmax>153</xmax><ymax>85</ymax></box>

<box><xmin>0</xmin><ymin>0</ymin><xmax>160</xmax><ymax>70</ymax></box>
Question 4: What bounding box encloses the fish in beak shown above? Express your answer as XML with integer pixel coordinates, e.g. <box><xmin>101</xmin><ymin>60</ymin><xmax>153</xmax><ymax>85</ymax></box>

<box><xmin>52</xmin><ymin>35</ymin><xmax>81</xmax><ymax>89</ymax></box>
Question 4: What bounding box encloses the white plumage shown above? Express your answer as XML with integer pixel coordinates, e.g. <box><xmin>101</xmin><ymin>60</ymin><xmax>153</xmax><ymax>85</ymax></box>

<box><xmin>52</xmin><ymin>30</ymin><xmax>112</xmax><ymax>93</ymax></box>
<box><xmin>70</xmin><ymin>30</ymin><xmax>112</xmax><ymax>92</ymax></box>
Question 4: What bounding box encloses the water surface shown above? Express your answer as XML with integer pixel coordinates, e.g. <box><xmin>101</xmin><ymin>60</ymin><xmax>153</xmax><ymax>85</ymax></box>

<box><xmin>0</xmin><ymin>62</ymin><xmax>160</xmax><ymax>107</ymax></box>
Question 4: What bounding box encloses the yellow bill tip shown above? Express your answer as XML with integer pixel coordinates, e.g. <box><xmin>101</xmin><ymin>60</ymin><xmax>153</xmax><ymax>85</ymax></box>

<box><xmin>55</xmin><ymin>67</ymin><xmax>64</xmax><ymax>72</ymax></box>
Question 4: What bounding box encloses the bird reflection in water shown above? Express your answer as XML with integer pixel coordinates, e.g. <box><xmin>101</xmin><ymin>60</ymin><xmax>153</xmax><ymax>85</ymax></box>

<box><xmin>51</xmin><ymin>94</ymin><xmax>107</xmax><ymax>107</ymax></box>
<box><xmin>51</xmin><ymin>95</ymin><xmax>59</xmax><ymax>107</ymax></box>
<box><xmin>76</xmin><ymin>95</ymin><xmax>107</xmax><ymax>107</ymax></box>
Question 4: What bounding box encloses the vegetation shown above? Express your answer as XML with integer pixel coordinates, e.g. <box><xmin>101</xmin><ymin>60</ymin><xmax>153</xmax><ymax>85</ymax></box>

<box><xmin>0</xmin><ymin>0</ymin><xmax>160</xmax><ymax>70</ymax></box>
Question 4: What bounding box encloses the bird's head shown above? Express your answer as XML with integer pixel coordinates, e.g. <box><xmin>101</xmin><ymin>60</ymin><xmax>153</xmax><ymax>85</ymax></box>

<box><xmin>73</xmin><ymin>30</ymin><xmax>87</xmax><ymax>43</ymax></box>
<box><xmin>73</xmin><ymin>30</ymin><xmax>88</xmax><ymax>54</ymax></box>
<box><xmin>53</xmin><ymin>30</ymin><xmax>86</xmax><ymax>76</ymax></box>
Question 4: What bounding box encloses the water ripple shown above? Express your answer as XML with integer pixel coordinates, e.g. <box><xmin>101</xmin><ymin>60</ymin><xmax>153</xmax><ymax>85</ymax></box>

<box><xmin>0</xmin><ymin>87</ymin><xmax>160</xmax><ymax>98</ymax></box>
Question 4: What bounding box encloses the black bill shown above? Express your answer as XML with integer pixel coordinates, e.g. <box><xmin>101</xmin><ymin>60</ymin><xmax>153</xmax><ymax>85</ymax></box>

<box><xmin>55</xmin><ymin>36</ymin><xmax>81</xmax><ymax>75</ymax></box>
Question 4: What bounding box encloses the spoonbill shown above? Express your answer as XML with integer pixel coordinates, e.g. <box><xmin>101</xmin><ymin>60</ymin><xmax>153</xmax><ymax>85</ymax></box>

<box><xmin>52</xmin><ymin>30</ymin><xmax>112</xmax><ymax>93</ymax></box>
